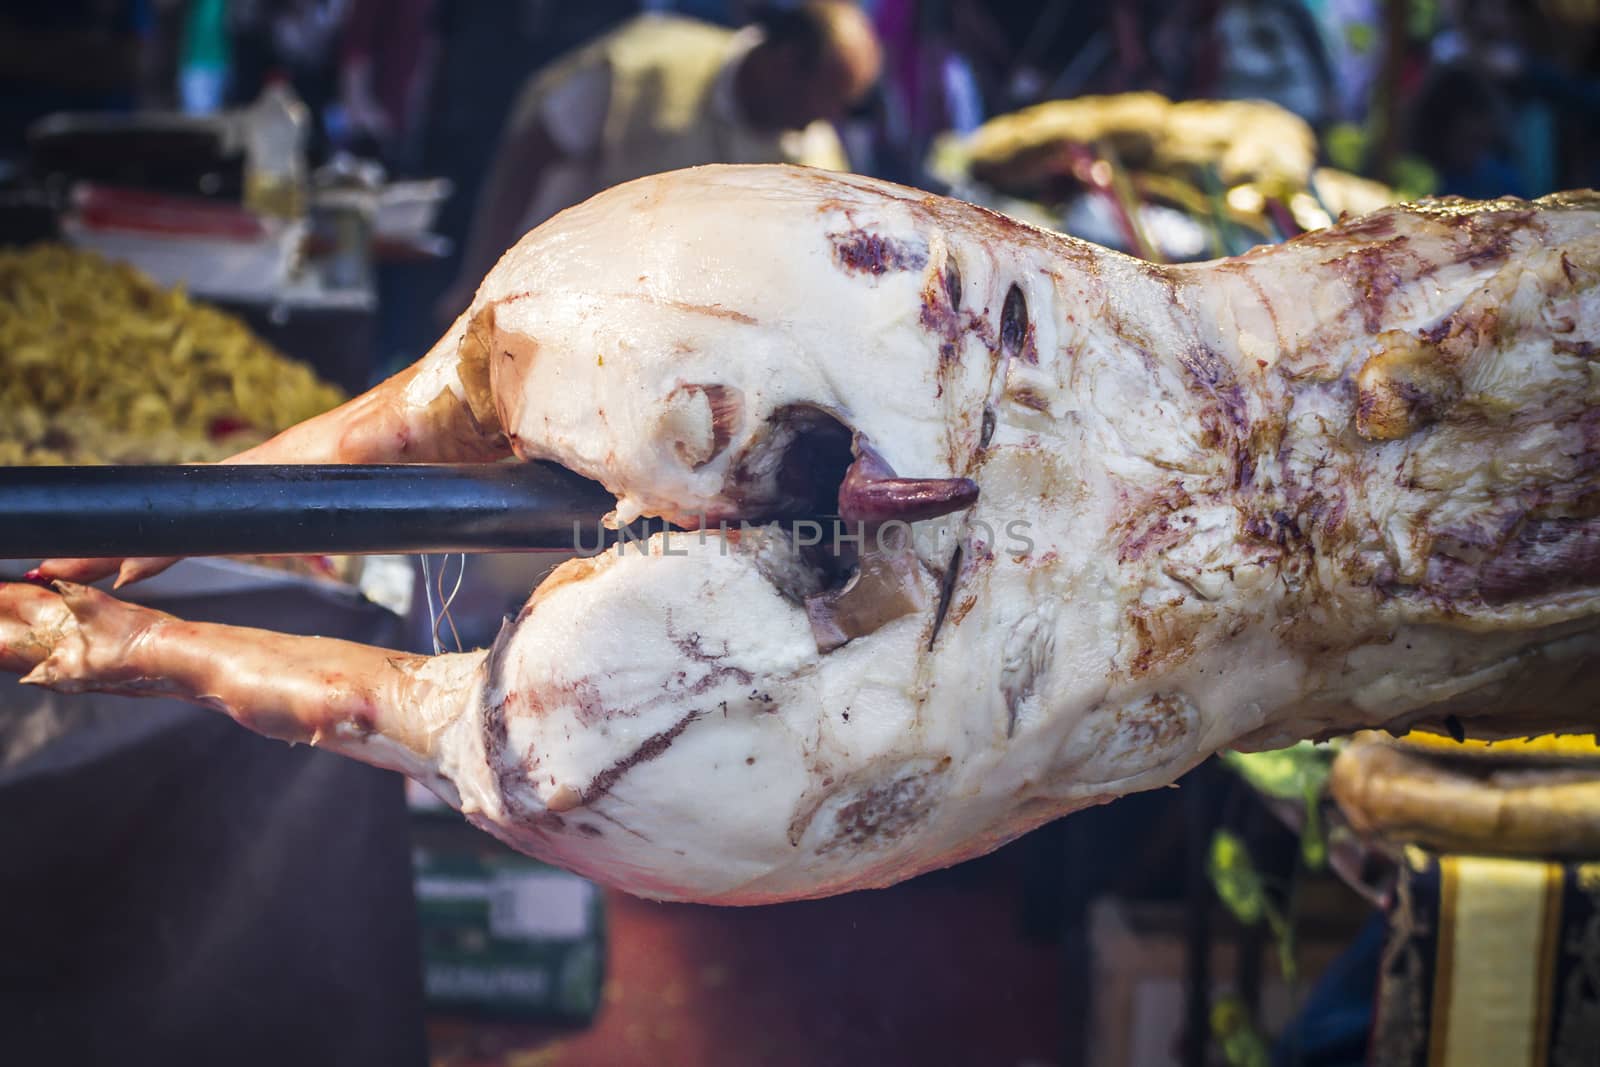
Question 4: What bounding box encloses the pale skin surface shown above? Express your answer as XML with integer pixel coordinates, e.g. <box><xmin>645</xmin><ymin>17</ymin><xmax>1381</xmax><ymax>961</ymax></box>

<box><xmin>4</xmin><ymin>166</ymin><xmax>1598</xmax><ymax>903</ymax></box>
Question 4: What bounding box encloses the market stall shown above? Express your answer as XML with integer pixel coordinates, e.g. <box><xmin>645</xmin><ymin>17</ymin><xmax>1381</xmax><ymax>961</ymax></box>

<box><xmin>1</xmin><ymin>4</ymin><xmax>1597</xmax><ymax>1067</ymax></box>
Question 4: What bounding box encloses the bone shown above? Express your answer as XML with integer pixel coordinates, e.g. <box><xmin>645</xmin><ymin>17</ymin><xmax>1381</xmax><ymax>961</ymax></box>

<box><xmin>9</xmin><ymin>580</ymin><xmax>473</xmax><ymax>790</ymax></box>
<box><xmin>805</xmin><ymin>545</ymin><xmax>928</xmax><ymax>652</ymax></box>
<box><xmin>0</xmin><ymin>581</ymin><xmax>73</xmax><ymax>674</ymax></box>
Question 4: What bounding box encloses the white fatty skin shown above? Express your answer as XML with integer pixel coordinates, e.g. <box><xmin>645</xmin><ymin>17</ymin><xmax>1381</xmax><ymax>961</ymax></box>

<box><xmin>359</xmin><ymin>168</ymin><xmax>1600</xmax><ymax>902</ymax></box>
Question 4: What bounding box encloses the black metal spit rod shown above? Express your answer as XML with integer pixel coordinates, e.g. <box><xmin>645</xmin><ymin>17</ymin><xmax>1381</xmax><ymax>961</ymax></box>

<box><xmin>0</xmin><ymin>463</ymin><xmax>647</xmax><ymax>560</ymax></box>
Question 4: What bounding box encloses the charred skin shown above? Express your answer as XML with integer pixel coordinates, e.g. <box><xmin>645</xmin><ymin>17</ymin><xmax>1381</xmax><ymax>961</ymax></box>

<box><xmin>6</xmin><ymin>167</ymin><xmax>1600</xmax><ymax>904</ymax></box>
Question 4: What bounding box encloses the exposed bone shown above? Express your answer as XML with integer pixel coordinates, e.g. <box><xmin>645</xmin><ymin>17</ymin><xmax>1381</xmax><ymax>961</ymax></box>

<box><xmin>805</xmin><ymin>545</ymin><xmax>928</xmax><ymax>652</ymax></box>
<box><xmin>1355</xmin><ymin>330</ymin><xmax>1460</xmax><ymax>440</ymax></box>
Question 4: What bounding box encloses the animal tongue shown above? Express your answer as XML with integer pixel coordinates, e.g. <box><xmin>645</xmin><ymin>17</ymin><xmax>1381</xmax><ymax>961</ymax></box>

<box><xmin>836</xmin><ymin>439</ymin><xmax>978</xmax><ymax>526</ymax></box>
<box><xmin>801</xmin><ymin>439</ymin><xmax>978</xmax><ymax>652</ymax></box>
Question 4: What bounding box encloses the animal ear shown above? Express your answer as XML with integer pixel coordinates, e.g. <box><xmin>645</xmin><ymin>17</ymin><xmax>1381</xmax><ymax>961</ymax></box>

<box><xmin>661</xmin><ymin>383</ymin><xmax>744</xmax><ymax>470</ymax></box>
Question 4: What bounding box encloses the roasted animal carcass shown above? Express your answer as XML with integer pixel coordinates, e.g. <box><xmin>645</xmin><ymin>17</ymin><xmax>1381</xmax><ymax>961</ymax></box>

<box><xmin>966</xmin><ymin>93</ymin><xmax>1319</xmax><ymax>197</ymax></box>
<box><xmin>4</xmin><ymin>166</ymin><xmax>1597</xmax><ymax>904</ymax></box>
<box><xmin>1331</xmin><ymin>731</ymin><xmax>1600</xmax><ymax>858</ymax></box>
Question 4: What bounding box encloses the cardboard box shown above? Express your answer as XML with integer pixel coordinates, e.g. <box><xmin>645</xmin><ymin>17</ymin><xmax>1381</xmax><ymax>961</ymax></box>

<box><xmin>412</xmin><ymin>813</ymin><xmax>606</xmax><ymax>1024</ymax></box>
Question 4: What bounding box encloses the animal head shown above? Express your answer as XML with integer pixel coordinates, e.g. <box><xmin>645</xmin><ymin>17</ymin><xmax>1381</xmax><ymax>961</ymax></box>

<box><xmin>439</xmin><ymin>167</ymin><xmax>1199</xmax><ymax>901</ymax></box>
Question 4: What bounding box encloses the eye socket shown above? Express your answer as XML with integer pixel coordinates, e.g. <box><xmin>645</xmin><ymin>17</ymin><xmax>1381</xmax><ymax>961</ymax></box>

<box><xmin>941</xmin><ymin>257</ymin><xmax>962</xmax><ymax>312</ymax></box>
<box><xmin>728</xmin><ymin>404</ymin><xmax>855</xmax><ymax>518</ymax></box>
<box><xmin>979</xmin><ymin>406</ymin><xmax>996</xmax><ymax>448</ymax></box>
<box><xmin>1000</xmin><ymin>284</ymin><xmax>1028</xmax><ymax>356</ymax></box>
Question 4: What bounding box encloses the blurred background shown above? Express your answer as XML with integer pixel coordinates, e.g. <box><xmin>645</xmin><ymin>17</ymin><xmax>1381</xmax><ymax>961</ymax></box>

<box><xmin>1</xmin><ymin>2</ymin><xmax>1597</xmax><ymax>1066</ymax></box>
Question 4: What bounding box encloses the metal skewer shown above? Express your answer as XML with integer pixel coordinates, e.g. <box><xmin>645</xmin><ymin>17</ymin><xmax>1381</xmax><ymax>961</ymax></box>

<box><xmin>0</xmin><ymin>463</ymin><xmax>638</xmax><ymax>559</ymax></box>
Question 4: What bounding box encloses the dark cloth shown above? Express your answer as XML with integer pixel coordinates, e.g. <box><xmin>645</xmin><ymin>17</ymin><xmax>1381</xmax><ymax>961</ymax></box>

<box><xmin>1271</xmin><ymin>911</ymin><xmax>1382</xmax><ymax>1067</ymax></box>
<box><xmin>0</xmin><ymin>577</ymin><xmax>427</xmax><ymax>1067</ymax></box>
<box><xmin>0</xmin><ymin>0</ymin><xmax>151</xmax><ymax>156</ymax></box>
<box><xmin>1437</xmin><ymin>156</ymin><xmax>1529</xmax><ymax>201</ymax></box>
<box><xmin>342</xmin><ymin>0</ymin><xmax>435</xmax><ymax>137</ymax></box>
<box><xmin>1364</xmin><ymin>848</ymin><xmax>1600</xmax><ymax>1066</ymax></box>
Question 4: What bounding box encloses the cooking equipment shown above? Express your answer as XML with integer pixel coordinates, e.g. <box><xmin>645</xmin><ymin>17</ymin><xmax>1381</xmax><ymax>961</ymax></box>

<box><xmin>0</xmin><ymin>463</ymin><xmax>640</xmax><ymax>560</ymax></box>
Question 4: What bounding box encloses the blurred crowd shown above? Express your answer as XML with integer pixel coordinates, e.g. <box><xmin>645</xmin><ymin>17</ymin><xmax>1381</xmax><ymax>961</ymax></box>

<box><xmin>5</xmin><ymin>1</ymin><xmax>1599</xmax><ymax>199</ymax></box>
<box><xmin>1</xmin><ymin>0</ymin><xmax>1596</xmax><ymax>357</ymax></box>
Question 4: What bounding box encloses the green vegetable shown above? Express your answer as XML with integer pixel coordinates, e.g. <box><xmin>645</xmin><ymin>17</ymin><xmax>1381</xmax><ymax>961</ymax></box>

<box><xmin>1221</xmin><ymin>742</ymin><xmax>1337</xmax><ymax>871</ymax></box>
<box><xmin>1208</xmin><ymin>828</ymin><xmax>1297</xmax><ymax>980</ymax></box>
<box><xmin>1209</xmin><ymin>829</ymin><xmax>1268</xmax><ymax>925</ymax></box>
<box><xmin>1212</xmin><ymin>995</ymin><xmax>1271</xmax><ymax>1067</ymax></box>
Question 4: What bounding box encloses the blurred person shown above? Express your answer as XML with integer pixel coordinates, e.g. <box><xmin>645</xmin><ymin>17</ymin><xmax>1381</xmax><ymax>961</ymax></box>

<box><xmin>1432</xmin><ymin>0</ymin><xmax>1522</xmax><ymax>73</ymax></box>
<box><xmin>177</xmin><ymin>0</ymin><xmax>230</xmax><ymax>112</ymax></box>
<box><xmin>1427</xmin><ymin>0</ymin><xmax>1536</xmax><ymax>194</ymax></box>
<box><xmin>1313</xmin><ymin>0</ymin><xmax>1384</xmax><ymax>124</ymax></box>
<box><xmin>228</xmin><ymin>0</ymin><xmax>349</xmax><ymax>153</ymax></box>
<box><xmin>440</xmin><ymin>0</ymin><xmax>880</xmax><ymax>320</ymax></box>
<box><xmin>1409</xmin><ymin>63</ymin><xmax>1528</xmax><ymax>199</ymax></box>
<box><xmin>640</xmin><ymin>0</ymin><xmax>755</xmax><ymax>24</ymax></box>
<box><xmin>1210</xmin><ymin>0</ymin><xmax>1335</xmax><ymax>125</ymax></box>
<box><xmin>1430</xmin><ymin>0</ymin><xmax>1594</xmax><ymax>195</ymax></box>
<box><xmin>422</xmin><ymin>0</ymin><xmax>643</xmax><ymax>244</ymax></box>
<box><xmin>869</xmin><ymin>0</ymin><xmax>1005</xmax><ymax>183</ymax></box>
<box><xmin>1521</xmin><ymin>0</ymin><xmax>1600</xmax><ymax>190</ymax></box>
<box><xmin>335</xmin><ymin>0</ymin><xmax>437</xmax><ymax>167</ymax></box>
<box><xmin>367</xmin><ymin>1</ymin><xmax>638</xmax><ymax>381</ymax></box>
<box><xmin>1150</xmin><ymin>0</ymin><xmax>1335</xmax><ymax>126</ymax></box>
